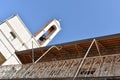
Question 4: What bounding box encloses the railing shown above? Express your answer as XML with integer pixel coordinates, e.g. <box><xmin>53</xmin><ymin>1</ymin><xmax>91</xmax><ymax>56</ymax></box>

<box><xmin>0</xmin><ymin>53</ymin><xmax>120</xmax><ymax>79</ymax></box>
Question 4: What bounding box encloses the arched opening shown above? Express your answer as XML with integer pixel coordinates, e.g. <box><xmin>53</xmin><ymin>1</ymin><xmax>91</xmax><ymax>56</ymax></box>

<box><xmin>38</xmin><ymin>25</ymin><xmax>57</xmax><ymax>45</ymax></box>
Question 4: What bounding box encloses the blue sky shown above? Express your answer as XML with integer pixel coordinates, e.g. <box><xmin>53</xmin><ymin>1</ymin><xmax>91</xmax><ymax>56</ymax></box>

<box><xmin>0</xmin><ymin>0</ymin><xmax>120</xmax><ymax>45</ymax></box>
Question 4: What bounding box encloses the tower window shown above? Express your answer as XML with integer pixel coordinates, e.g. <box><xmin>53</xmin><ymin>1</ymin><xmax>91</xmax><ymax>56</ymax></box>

<box><xmin>8</xmin><ymin>32</ymin><xmax>16</xmax><ymax>41</ymax></box>
<box><xmin>10</xmin><ymin>32</ymin><xmax>16</xmax><ymax>38</ymax></box>
<box><xmin>48</xmin><ymin>25</ymin><xmax>56</xmax><ymax>34</ymax></box>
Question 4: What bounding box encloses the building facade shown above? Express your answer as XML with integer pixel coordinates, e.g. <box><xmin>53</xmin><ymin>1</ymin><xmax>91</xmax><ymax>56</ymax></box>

<box><xmin>0</xmin><ymin>15</ymin><xmax>61</xmax><ymax>65</ymax></box>
<box><xmin>0</xmin><ymin>33</ymin><xmax>119</xmax><ymax>80</ymax></box>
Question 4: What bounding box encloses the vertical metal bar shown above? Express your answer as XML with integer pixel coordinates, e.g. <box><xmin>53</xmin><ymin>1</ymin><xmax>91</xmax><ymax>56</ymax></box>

<box><xmin>95</xmin><ymin>40</ymin><xmax>103</xmax><ymax>62</ymax></box>
<box><xmin>32</xmin><ymin>39</ymin><xmax>34</xmax><ymax>63</ymax></box>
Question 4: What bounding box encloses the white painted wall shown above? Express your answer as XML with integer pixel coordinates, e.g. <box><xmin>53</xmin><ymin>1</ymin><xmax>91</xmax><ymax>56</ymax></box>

<box><xmin>0</xmin><ymin>15</ymin><xmax>40</xmax><ymax>65</ymax></box>
<box><xmin>6</xmin><ymin>15</ymin><xmax>39</xmax><ymax>49</ymax></box>
<box><xmin>0</xmin><ymin>31</ymin><xmax>21</xmax><ymax>65</ymax></box>
<box><xmin>0</xmin><ymin>15</ymin><xmax>61</xmax><ymax>65</ymax></box>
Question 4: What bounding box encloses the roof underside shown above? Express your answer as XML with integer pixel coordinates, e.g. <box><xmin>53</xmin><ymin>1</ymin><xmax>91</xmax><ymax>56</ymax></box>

<box><xmin>16</xmin><ymin>33</ymin><xmax>120</xmax><ymax>64</ymax></box>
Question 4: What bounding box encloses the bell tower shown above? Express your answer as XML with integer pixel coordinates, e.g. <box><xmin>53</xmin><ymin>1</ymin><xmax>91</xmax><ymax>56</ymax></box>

<box><xmin>34</xmin><ymin>19</ymin><xmax>61</xmax><ymax>47</ymax></box>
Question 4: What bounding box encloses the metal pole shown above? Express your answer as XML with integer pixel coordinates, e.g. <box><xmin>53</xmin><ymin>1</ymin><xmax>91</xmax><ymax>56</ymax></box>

<box><xmin>34</xmin><ymin>46</ymin><xmax>61</xmax><ymax>63</ymax></box>
<box><xmin>32</xmin><ymin>38</ymin><xmax>34</xmax><ymax>63</ymax></box>
<box><xmin>73</xmin><ymin>39</ymin><xmax>95</xmax><ymax>80</ymax></box>
<box><xmin>95</xmin><ymin>40</ymin><xmax>103</xmax><ymax>62</ymax></box>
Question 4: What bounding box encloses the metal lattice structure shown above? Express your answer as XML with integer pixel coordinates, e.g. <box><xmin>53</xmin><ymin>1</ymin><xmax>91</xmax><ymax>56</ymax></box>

<box><xmin>0</xmin><ymin>33</ymin><xmax>120</xmax><ymax>80</ymax></box>
<box><xmin>0</xmin><ymin>53</ymin><xmax>120</xmax><ymax>79</ymax></box>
